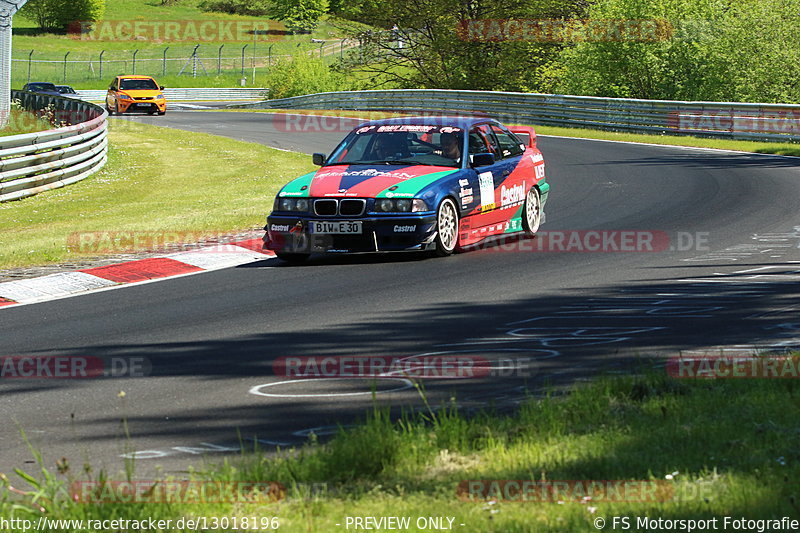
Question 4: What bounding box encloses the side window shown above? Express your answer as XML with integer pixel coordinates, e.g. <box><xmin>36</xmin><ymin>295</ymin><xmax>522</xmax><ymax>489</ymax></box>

<box><xmin>468</xmin><ymin>125</ymin><xmax>501</xmax><ymax>158</ymax></box>
<box><xmin>491</xmin><ymin>125</ymin><xmax>525</xmax><ymax>158</ymax></box>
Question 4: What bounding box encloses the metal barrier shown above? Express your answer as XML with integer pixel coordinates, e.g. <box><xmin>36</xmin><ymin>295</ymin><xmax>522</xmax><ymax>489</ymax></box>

<box><xmin>1</xmin><ymin>91</ymin><xmax>107</xmax><ymax>202</ymax></box>
<box><xmin>234</xmin><ymin>89</ymin><xmax>800</xmax><ymax>143</ymax></box>
<box><xmin>76</xmin><ymin>87</ymin><xmax>268</xmax><ymax>102</ymax></box>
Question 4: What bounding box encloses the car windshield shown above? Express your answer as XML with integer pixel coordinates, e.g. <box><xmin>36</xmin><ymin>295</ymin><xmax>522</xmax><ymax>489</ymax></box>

<box><xmin>28</xmin><ymin>83</ymin><xmax>57</xmax><ymax>91</ymax></box>
<box><xmin>326</xmin><ymin>125</ymin><xmax>465</xmax><ymax>167</ymax></box>
<box><xmin>120</xmin><ymin>78</ymin><xmax>159</xmax><ymax>91</ymax></box>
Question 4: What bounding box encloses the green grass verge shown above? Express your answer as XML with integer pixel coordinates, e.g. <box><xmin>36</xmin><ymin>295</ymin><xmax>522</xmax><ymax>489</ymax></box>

<box><xmin>0</xmin><ymin>120</ymin><xmax>315</xmax><ymax>270</ymax></box>
<box><xmin>3</xmin><ymin>371</ymin><xmax>798</xmax><ymax>531</ymax></box>
<box><xmin>0</xmin><ymin>109</ymin><xmax>53</xmax><ymax>137</ymax></box>
<box><xmin>224</xmin><ymin>109</ymin><xmax>800</xmax><ymax>157</ymax></box>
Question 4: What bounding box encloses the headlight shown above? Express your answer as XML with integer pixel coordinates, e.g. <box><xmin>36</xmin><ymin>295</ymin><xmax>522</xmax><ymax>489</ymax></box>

<box><xmin>156</xmin><ymin>94</ymin><xmax>165</xmax><ymax>100</ymax></box>
<box><xmin>118</xmin><ymin>94</ymin><xmax>132</xmax><ymax>101</ymax></box>
<box><xmin>274</xmin><ymin>197</ymin><xmax>310</xmax><ymax>212</ymax></box>
<box><xmin>373</xmin><ymin>198</ymin><xmax>429</xmax><ymax>213</ymax></box>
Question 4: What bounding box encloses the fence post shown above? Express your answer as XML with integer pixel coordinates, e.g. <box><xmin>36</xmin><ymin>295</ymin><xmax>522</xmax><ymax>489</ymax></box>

<box><xmin>268</xmin><ymin>44</ymin><xmax>273</xmax><ymax>67</ymax></box>
<box><xmin>27</xmin><ymin>49</ymin><xmax>33</xmax><ymax>83</ymax></box>
<box><xmin>99</xmin><ymin>50</ymin><xmax>104</xmax><ymax>79</ymax></box>
<box><xmin>132</xmin><ymin>49</ymin><xmax>139</xmax><ymax>75</ymax></box>
<box><xmin>63</xmin><ymin>51</ymin><xmax>70</xmax><ymax>82</ymax></box>
<box><xmin>162</xmin><ymin>46</ymin><xmax>169</xmax><ymax>77</ymax></box>
<box><xmin>241</xmin><ymin>44</ymin><xmax>248</xmax><ymax>76</ymax></box>
<box><xmin>217</xmin><ymin>44</ymin><xmax>224</xmax><ymax>74</ymax></box>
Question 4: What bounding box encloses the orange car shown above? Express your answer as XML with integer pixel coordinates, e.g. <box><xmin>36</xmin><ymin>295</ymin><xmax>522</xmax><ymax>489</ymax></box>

<box><xmin>106</xmin><ymin>75</ymin><xmax>167</xmax><ymax>116</ymax></box>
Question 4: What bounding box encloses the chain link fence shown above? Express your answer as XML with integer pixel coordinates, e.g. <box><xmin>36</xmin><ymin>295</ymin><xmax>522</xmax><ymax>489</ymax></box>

<box><xmin>11</xmin><ymin>40</ymin><xmax>358</xmax><ymax>86</ymax></box>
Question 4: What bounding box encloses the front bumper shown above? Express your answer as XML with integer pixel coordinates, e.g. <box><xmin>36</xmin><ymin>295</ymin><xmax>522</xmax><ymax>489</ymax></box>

<box><xmin>119</xmin><ymin>100</ymin><xmax>167</xmax><ymax>113</ymax></box>
<box><xmin>264</xmin><ymin>214</ymin><xmax>438</xmax><ymax>254</ymax></box>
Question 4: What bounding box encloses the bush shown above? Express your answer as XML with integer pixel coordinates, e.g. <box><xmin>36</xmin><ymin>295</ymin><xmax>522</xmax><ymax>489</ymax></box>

<box><xmin>263</xmin><ymin>55</ymin><xmax>354</xmax><ymax>99</ymax></box>
<box><xmin>20</xmin><ymin>0</ymin><xmax>105</xmax><ymax>31</ymax></box>
<box><xmin>199</xmin><ymin>0</ymin><xmax>272</xmax><ymax>17</ymax></box>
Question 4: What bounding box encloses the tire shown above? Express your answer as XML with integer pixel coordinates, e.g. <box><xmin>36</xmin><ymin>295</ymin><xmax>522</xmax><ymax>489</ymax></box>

<box><xmin>105</xmin><ymin>105</ymin><xmax>114</xmax><ymax>116</ymax></box>
<box><xmin>434</xmin><ymin>198</ymin><xmax>460</xmax><ymax>256</ymax></box>
<box><xmin>522</xmin><ymin>186</ymin><xmax>542</xmax><ymax>236</ymax></box>
<box><xmin>275</xmin><ymin>252</ymin><xmax>309</xmax><ymax>264</ymax></box>
<box><xmin>157</xmin><ymin>110</ymin><xmax>166</xmax><ymax>116</ymax></box>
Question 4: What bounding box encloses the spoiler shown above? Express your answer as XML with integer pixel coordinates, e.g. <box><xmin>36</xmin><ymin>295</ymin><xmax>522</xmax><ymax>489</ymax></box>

<box><xmin>510</xmin><ymin>126</ymin><xmax>537</xmax><ymax>148</ymax></box>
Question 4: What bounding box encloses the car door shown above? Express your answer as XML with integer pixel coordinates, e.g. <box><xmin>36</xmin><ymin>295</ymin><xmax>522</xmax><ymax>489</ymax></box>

<box><xmin>457</xmin><ymin>124</ymin><xmax>511</xmax><ymax>244</ymax></box>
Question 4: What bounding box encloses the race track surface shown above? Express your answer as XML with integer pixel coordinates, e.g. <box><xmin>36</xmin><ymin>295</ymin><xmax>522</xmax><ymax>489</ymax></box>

<box><xmin>2</xmin><ymin>111</ymin><xmax>799</xmax><ymax>475</ymax></box>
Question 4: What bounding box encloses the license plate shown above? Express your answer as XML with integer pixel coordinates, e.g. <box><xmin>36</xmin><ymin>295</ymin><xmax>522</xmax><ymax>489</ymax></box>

<box><xmin>136</xmin><ymin>103</ymin><xmax>150</xmax><ymax>107</ymax></box>
<box><xmin>309</xmin><ymin>221</ymin><xmax>362</xmax><ymax>234</ymax></box>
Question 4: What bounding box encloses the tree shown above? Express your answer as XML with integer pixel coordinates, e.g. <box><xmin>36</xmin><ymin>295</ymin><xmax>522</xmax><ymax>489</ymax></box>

<box><xmin>556</xmin><ymin>0</ymin><xmax>800</xmax><ymax>102</ymax></box>
<box><xmin>20</xmin><ymin>0</ymin><xmax>105</xmax><ymax>31</ymax></box>
<box><xmin>269</xmin><ymin>0</ymin><xmax>329</xmax><ymax>34</ymax></box>
<box><xmin>336</xmin><ymin>0</ymin><xmax>589</xmax><ymax>91</ymax></box>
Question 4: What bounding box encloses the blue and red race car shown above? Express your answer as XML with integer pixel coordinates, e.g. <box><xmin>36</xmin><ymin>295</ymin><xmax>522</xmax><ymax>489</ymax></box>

<box><xmin>264</xmin><ymin>116</ymin><xmax>549</xmax><ymax>262</ymax></box>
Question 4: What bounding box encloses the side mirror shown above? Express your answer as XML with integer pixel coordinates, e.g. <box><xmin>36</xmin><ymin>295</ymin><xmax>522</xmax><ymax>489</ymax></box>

<box><xmin>160</xmin><ymin>86</ymin><xmax>166</xmax><ymax>90</ymax></box>
<box><xmin>471</xmin><ymin>152</ymin><xmax>495</xmax><ymax>167</ymax></box>
<box><xmin>312</xmin><ymin>153</ymin><xmax>327</xmax><ymax>166</ymax></box>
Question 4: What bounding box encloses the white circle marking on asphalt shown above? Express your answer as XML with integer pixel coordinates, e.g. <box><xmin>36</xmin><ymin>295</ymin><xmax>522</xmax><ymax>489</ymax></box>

<box><xmin>249</xmin><ymin>377</ymin><xmax>415</xmax><ymax>398</ymax></box>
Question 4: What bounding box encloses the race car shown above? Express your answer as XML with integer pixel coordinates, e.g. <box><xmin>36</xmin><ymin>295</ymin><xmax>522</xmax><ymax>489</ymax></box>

<box><xmin>264</xmin><ymin>116</ymin><xmax>549</xmax><ymax>262</ymax></box>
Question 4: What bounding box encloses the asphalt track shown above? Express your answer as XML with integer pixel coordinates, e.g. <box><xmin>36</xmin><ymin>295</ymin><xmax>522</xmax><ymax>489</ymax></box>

<box><xmin>2</xmin><ymin>110</ymin><xmax>800</xmax><ymax>476</ymax></box>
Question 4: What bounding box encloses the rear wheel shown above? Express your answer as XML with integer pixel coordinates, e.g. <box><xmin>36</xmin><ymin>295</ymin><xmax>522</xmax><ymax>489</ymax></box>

<box><xmin>434</xmin><ymin>198</ymin><xmax>459</xmax><ymax>256</ymax></box>
<box><xmin>522</xmin><ymin>187</ymin><xmax>542</xmax><ymax>236</ymax></box>
<box><xmin>275</xmin><ymin>252</ymin><xmax>309</xmax><ymax>264</ymax></box>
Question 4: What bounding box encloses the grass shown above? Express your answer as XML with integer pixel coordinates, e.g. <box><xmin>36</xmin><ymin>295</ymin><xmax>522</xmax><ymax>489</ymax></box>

<box><xmin>224</xmin><ymin>109</ymin><xmax>800</xmax><ymax>157</ymax></box>
<box><xmin>2</xmin><ymin>369</ymin><xmax>798</xmax><ymax>531</ymax></box>
<box><xmin>10</xmin><ymin>0</ymin><xmax>349</xmax><ymax>89</ymax></box>
<box><xmin>0</xmin><ymin>109</ymin><xmax>54</xmax><ymax>137</ymax></box>
<box><xmin>0</xmin><ymin>120</ymin><xmax>315</xmax><ymax>270</ymax></box>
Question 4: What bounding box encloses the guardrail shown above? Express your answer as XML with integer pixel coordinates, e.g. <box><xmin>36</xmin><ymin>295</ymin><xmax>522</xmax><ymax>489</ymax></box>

<box><xmin>1</xmin><ymin>91</ymin><xmax>108</xmax><ymax>202</ymax></box>
<box><xmin>77</xmin><ymin>87</ymin><xmax>268</xmax><ymax>102</ymax></box>
<box><xmin>234</xmin><ymin>89</ymin><xmax>800</xmax><ymax>143</ymax></box>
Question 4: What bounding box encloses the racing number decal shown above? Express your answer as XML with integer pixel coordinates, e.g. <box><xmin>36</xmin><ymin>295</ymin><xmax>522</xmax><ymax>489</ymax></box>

<box><xmin>479</xmin><ymin>172</ymin><xmax>496</xmax><ymax>212</ymax></box>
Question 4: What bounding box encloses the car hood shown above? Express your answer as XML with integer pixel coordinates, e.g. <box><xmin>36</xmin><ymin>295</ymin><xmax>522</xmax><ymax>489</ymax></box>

<box><xmin>119</xmin><ymin>89</ymin><xmax>162</xmax><ymax>97</ymax></box>
<box><xmin>278</xmin><ymin>164</ymin><xmax>459</xmax><ymax>199</ymax></box>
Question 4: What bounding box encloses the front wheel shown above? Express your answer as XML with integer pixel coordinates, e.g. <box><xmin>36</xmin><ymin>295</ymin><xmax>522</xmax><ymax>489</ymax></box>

<box><xmin>434</xmin><ymin>198</ymin><xmax>460</xmax><ymax>256</ymax></box>
<box><xmin>275</xmin><ymin>252</ymin><xmax>309</xmax><ymax>264</ymax></box>
<box><xmin>157</xmin><ymin>110</ymin><xmax>166</xmax><ymax>116</ymax></box>
<box><xmin>522</xmin><ymin>187</ymin><xmax>542</xmax><ymax>236</ymax></box>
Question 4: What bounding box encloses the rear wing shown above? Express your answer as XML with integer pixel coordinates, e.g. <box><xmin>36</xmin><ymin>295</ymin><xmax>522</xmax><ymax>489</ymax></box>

<box><xmin>510</xmin><ymin>126</ymin><xmax>537</xmax><ymax>148</ymax></box>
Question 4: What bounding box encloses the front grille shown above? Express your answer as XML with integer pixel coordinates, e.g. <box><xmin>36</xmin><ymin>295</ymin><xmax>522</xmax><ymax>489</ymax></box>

<box><xmin>339</xmin><ymin>199</ymin><xmax>366</xmax><ymax>216</ymax></box>
<box><xmin>314</xmin><ymin>199</ymin><xmax>338</xmax><ymax>216</ymax></box>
